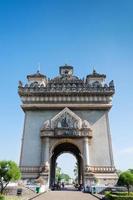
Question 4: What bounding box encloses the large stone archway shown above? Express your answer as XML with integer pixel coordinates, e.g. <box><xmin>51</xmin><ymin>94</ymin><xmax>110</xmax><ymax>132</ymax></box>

<box><xmin>40</xmin><ymin>107</ymin><xmax>92</xmax><ymax>188</ymax></box>
<box><xmin>19</xmin><ymin>65</ymin><xmax>118</xmax><ymax>189</ymax></box>
<box><xmin>50</xmin><ymin>142</ymin><xmax>83</xmax><ymax>186</ymax></box>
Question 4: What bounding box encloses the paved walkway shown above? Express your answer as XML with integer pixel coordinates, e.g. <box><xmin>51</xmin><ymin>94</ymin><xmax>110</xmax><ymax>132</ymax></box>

<box><xmin>32</xmin><ymin>191</ymin><xmax>99</xmax><ymax>200</ymax></box>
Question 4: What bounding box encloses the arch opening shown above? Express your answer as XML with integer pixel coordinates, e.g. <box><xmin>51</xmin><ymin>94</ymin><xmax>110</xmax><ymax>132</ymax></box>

<box><xmin>50</xmin><ymin>142</ymin><xmax>84</xmax><ymax>188</ymax></box>
<box><xmin>55</xmin><ymin>153</ymin><xmax>77</xmax><ymax>185</ymax></box>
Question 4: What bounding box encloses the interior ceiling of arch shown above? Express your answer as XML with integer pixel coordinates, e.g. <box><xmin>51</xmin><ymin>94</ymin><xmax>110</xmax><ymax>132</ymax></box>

<box><xmin>52</xmin><ymin>142</ymin><xmax>80</xmax><ymax>159</ymax></box>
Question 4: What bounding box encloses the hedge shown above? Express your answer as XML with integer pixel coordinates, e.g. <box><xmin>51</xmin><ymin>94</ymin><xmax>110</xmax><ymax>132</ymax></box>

<box><xmin>106</xmin><ymin>194</ymin><xmax>133</xmax><ymax>200</ymax></box>
<box><xmin>112</xmin><ymin>192</ymin><xmax>133</xmax><ymax>196</ymax></box>
<box><xmin>0</xmin><ymin>195</ymin><xmax>5</xmax><ymax>200</ymax></box>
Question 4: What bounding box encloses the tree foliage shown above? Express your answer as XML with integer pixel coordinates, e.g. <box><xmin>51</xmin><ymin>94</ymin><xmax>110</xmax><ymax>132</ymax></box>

<box><xmin>56</xmin><ymin>166</ymin><xmax>62</xmax><ymax>181</ymax></box>
<box><xmin>129</xmin><ymin>169</ymin><xmax>133</xmax><ymax>174</ymax></box>
<box><xmin>117</xmin><ymin>170</ymin><xmax>133</xmax><ymax>195</ymax></box>
<box><xmin>73</xmin><ymin>162</ymin><xmax>78</xmax><ymax>182</ymax></box>
<box><xmin>60</xmin><ymin>173</ymin><xmax>71</xmax><ymax>182</ymax></box>
<box><xmin>55</xmin><ymin>165</ymin><xmax>71</xmax><ymax>182</ymax></box>
<box><xmin>0</xmin><ymin>161</ymin><xmax>21</xmax><ymax>194</ymax></box>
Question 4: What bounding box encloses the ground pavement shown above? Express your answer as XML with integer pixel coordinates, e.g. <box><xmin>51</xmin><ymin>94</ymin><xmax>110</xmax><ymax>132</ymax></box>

<box><xmin>31</xmin><ymin>190</ymin><xmax>99</xmax><ymax>200</ymax></box>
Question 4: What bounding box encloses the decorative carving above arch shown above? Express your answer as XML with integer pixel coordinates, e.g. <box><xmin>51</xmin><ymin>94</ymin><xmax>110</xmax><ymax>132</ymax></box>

<box><xmin>82</xmin><ymin>120</ymin><xmax>91</xmax><ymax>129</ymax></box>
<box><xmin>41</xmin><ymin>107</ymin><xmax>92</xmax><ymax>138</ymax></box>
<box><xmin>42</xmin><ymin>120</ymin><xmax>50</xmax><ymax>129</ymax></box>
<box><xmin>41</xmin><ymin>107</ymin><xmax>92</xmax><ymax>130</ymax></box>
<box><xmin>51</xmin><ymin>107</ymin><xmax>82</xmax><ymax>129</ymax></box>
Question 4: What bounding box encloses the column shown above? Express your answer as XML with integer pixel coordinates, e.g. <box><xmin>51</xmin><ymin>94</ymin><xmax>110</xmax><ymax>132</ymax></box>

<box><xmin>83</xmin><ymin>137</ymin><xmax>91</xmax><ymax>187</ymax></box>
<box><xmin>78</xmin><ymin>157</ymin><xmax>83</xmax><ymax>184</ymax></box>
<box><xmin>83</xmin><ymin>137</ymin><xmax>90</xmax><ymax>167</ymax></box>
<box><xmin>42</xmin><ymin>137</ymin><xmax>49</xmax><ymax>165</ymax></box>
<box><xmin>41</xmin><ymin>137</ymin><xmax>50</xmax><ymax>188</ymax></box>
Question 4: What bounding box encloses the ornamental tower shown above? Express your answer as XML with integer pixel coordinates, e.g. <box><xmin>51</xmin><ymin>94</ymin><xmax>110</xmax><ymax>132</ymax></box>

<box><xmin>18</xmin><ymin>65</ymin><xmax>117</xmax><ymax>188</ymax></box>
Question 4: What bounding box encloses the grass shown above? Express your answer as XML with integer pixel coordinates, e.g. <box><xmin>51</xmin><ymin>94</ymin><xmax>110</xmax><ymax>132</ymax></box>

<box><xmin>113</xmin><ymin>192</ymin><xmax>133</xmax><ymax>196</ymax></box>
<box><xmin>3</xmin><ymin>196</ymin><xmax>22</xmax><ymax>200</ymax></box>
<box><xmin>105</xmin><ymin>192</ymin><xmax>133</xmax><ymax>200</ymax></box>
<box><xmin>2</xmin><ymin>195</ymin><xmax>22</xmax><ymax>200</ymax></box>
<box><xmin>105</xmin><ymin>192</ymin><xmax>133</xmax><ymax>196</ymax></box>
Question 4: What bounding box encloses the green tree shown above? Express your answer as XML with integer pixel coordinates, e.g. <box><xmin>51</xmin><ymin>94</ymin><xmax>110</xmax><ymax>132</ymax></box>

<box><xmin>55</xmin><ymin>166</ymin><xmax>62</xmax><ymax>181</ymax></box>
<box><xmin>117</xmin><ymin>170</ymin><xmax>133</xmax><ymax>195</ymax></box>
<box><xmin>73</xmin><ymin>162</ymin><xmax>78</xmax><ymax>182</ymax></box>
<box><xmin>0</xmin><ymin>161</ymin><xmax>21</xmax><ymax>194</ymax></box>
<box><xmin>128</xmin><ymin>169</ymin><xmax>133</xmax><ymax>174</ymax></box>
<box><xmin>61</xmin><ymin>173</ymin><xmax>71</xmax><ymax>182</ymax></box>
<box><xmin>55</xmin><ymin>163</ymin><xmax>71</xmax><ymax>183</ymax></box>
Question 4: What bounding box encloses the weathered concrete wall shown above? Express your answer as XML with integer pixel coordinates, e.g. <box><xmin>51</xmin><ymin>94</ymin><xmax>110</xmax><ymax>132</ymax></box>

<box><xmin>20</xmin><ymin>110</ymin><xmax>59</xmax><ymax>166</ymax></box>
<box><xmin>20</xmin><ymin>109</ymin><xmax>114</xmax><ymax>167</ymax></box>
<box><xmin>75</xmin><ymin>110</ymin><xmax>113</xmax><ymax>166</ymax></box>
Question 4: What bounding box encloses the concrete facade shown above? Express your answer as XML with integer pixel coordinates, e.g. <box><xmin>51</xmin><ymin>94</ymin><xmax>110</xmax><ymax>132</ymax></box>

<box><xmin>20</xmin><ymin>110</ymin><xmax>112</xmax><ymax>166</ymax></box>
<box><xmin>19</xmin><ymin>65</ymin><xmax>117</xmax><ymax>187</ymax></box>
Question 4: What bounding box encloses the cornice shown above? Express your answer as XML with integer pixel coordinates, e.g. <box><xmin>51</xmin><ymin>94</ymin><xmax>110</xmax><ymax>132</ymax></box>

<box><xmin>21</xmin><ymin>103</ymin><xmax>112</xmax><ymax>111</ymax></box>
<box><xmin>20</xmin><ymin>95</ymin><xmax>112</xmax><ymax>106</ymax></box>
<box><xmin>18</xmin><ymin>86</ymin><xmax>115</xmax><ymax>97</ymax></box>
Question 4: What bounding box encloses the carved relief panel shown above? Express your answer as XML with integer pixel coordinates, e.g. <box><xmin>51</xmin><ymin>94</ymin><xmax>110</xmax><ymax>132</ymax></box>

<box><xmin>41</xmin><ymin>108</ymin><xmax>92</xmax><ymax>138</ymax></box>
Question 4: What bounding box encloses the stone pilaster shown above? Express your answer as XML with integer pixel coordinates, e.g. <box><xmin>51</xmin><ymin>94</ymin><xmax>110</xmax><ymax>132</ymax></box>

<box><xmin>40</xmin><ymin>137</ymin><xmax>50</xmax><ymax>189</ymax></box>
<box><xmin>83</xmin><ymin>137</ymin><xmax>90</xmax><ymax>168</ymax></box>
<box><xmin>42</xmin><ymin>137</ymin><xmax>50</xmax><ymax>167</ymax></box>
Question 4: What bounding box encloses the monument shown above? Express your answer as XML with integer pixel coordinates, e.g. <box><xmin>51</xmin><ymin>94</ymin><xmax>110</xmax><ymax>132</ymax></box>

<box><xmin>18</xmin><ymin>65</ymin><xmax>117</xmax><ymax>188</ymax></box>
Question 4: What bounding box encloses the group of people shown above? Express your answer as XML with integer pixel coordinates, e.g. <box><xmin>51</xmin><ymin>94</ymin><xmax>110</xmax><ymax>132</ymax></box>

<box><xmin>51</xmin><ymin>181</ymin><xmax>65</xmax><ymax>190</ymax></box>
<box><xmin>51</xmin><ymin>181</ymin><xmax>84</xmax><ymax>191</ymax></box>
<box><xmin>74</xmin><ymin>183</ymin><xmax>84</xmax><ymax>191</ymax></box>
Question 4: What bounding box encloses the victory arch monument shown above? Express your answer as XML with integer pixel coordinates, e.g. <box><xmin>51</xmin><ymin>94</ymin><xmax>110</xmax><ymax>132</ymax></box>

<box><xmin>18</xmin><ymin>65</ymin><xmax>117</xmax><ymax>188</ymax></box>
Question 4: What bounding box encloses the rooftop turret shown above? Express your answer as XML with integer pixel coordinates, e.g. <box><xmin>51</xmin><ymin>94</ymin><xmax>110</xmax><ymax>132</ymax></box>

<box><xmin>59</xmin><ymin>64</ymin><xmax>73</xmax><ymax>76</ymax></box>
<box><xmin>86</xmin><ymin>69</ymin><xmax>106</xmax><ymax>86</ymax></box>
<box><xmin>27</xmin><ymin>70</ymin><xmax>47</xmax><ymax>86</ymax></box>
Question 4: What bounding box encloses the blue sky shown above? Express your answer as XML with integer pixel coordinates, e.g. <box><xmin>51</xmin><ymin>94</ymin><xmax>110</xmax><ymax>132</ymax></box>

<box><xmin>0</xmin><ymin>0</ymin><xmax>133</xmax><ymax>177</ymax></box>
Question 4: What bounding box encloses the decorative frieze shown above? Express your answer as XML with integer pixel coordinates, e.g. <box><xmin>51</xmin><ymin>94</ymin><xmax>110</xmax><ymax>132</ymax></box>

<box><xmin>18</xmin><ymin>84</ymin><xmax>114</xmax><ymax>96</ymax></box>
<box><xmin>20</xmin><ymin>165</ymin><xmax>116</xmax><ymax>174</ymax></box>
<box><xmin>85</xmin><ymin>166</ymin><xmax>116</xmax><ymax>173</ymax></box>
<box><xmin>20</xmin><ymin>95</ymin><xmax>112</xmax><ymax>104</ymax></box>
<box><xmin>40</xmin><ymin>129</ymin><xmax>92</xmax><ymax>138</ymax></box>
<box><xmin>20</xmin><ymin>166</ymin><xmax>40</xmax><ymax>173</ymax></box>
